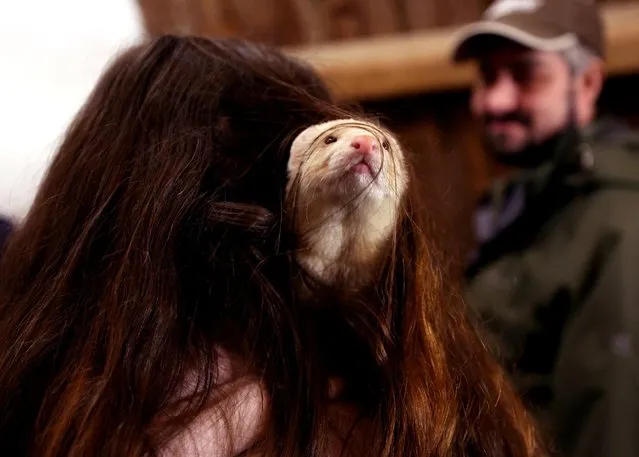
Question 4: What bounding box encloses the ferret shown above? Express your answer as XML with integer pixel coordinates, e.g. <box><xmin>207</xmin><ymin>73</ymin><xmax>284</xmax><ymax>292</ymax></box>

<box><xmin>286</xmin><ymin>118</ymin><xmax>409</xmax><ymax>289</ymax></box>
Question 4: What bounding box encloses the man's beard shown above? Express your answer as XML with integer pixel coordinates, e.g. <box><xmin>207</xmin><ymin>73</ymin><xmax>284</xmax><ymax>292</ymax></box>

<box><xmin>482</xmin><ymin>112</ymin><xmax>577</xmax><ymax>169</ymax></box>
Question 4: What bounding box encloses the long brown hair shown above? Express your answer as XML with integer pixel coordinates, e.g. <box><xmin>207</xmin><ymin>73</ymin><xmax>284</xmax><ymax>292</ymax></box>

<box><xmin>0</xmin><ymin>35</ymin><xmax>545</xmax><ymax>457</ymax></box>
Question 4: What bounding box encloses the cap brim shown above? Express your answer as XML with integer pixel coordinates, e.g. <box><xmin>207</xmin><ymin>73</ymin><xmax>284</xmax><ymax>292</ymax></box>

<box><xmin>452</xmin><ymin>19</ymin><xmax>578</xmax><ymax>62</ymax></box>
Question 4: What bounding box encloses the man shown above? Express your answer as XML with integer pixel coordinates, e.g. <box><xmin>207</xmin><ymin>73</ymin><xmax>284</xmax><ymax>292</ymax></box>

<box><xmin>451</xmin><ymin>1</ymin><xmax>639</xmax><ymax>456</ymax></box>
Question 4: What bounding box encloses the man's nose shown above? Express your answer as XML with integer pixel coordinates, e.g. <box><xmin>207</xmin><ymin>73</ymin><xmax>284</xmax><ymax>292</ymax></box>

<box><xmin>482</xmin><ymin>74</ymin><xmax>519</xmax><ymax>115</ymax></box>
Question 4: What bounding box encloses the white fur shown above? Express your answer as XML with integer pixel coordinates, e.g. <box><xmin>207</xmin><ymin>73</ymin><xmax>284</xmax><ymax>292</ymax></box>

<box><xmin>287</xmin><ymin>118</ymin><xmax>408</xmax><ymax>287</ymax></box>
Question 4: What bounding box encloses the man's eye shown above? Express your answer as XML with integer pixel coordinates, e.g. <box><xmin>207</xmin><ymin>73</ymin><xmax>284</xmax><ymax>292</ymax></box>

<box><xmin>324</xmin><ymin>135</ymin><xmax>337</xmax><ymax>145</ymax></box>
<box><xmin>478</xmin><ymin>65</ymin><xmax>498</xmax><ymax>86</ymax></box>
<box><xmin>511</xmin><ymin>65</ymin><xmax>535</xmax><ymax>87</ymax></box>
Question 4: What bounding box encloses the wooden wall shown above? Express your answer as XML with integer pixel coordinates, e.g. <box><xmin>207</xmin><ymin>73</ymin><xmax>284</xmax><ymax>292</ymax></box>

<box><xmin>137</xmin><ymin>0</ymin><xmax>638</xmax><ymax>44</ymax></box>
<box><xmin>135</xmin><ymin>0</ymin><xmax>639</xmax><ymax>261</ymax></box>
<box><xmin>138</xmin><ymin>0</ymin><xmax>493</xmax><ymax>45</ymax></box>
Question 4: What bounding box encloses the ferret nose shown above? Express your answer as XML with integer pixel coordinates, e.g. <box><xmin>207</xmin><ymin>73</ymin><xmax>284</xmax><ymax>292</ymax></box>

<box><xmin>351</xmin><ymin>135</ymin><xmax>378</xmax><ymax>155</ymax></box>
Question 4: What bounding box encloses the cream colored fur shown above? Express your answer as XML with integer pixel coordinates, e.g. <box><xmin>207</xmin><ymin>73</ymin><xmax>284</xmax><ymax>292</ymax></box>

<box><xmin>286</xmin><ymin>119</ymin><xmax>408</xmax><ymax>288</ymax></box>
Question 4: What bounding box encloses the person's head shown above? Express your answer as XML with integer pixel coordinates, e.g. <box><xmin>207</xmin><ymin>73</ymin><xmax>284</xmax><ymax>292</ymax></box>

<box><xmin>0</xmin><ymin>35</ymin><xmax>544</xmax><ymax>457</ymax></box>
<box><xmin>452</xmin><ymin>0</ymin><xmax>605</xmax><ymax>164</ymax></box>
<box><xmin>0</xmin><ymin>34</ymin><xmax>345</xmax><ymax>457</ymax></box>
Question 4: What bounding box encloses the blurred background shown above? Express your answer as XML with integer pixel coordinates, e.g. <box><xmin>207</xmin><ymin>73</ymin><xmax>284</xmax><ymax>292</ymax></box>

<box><xmin>1</xmin><ymin>0</ymin><xmax>638</xmax><ymax>264</ymax></box>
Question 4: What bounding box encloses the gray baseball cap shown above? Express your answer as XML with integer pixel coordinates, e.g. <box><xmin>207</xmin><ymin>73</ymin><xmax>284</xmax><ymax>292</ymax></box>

<box><xmin>452</xmin><ymin>0</ymin><xmax>604</xmax><ymax>62</ymax></box>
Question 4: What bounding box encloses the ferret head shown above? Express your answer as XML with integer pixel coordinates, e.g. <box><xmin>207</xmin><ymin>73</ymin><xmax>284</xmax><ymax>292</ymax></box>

<box><xmin>286</xmin><ymin>118</ymin><xmax>409</xmax><ymax>289</ymax></box>
<box><xmin>287</xmin><ymin>119</ymin><xmax>408</xmax><ymax>206</ymax></box>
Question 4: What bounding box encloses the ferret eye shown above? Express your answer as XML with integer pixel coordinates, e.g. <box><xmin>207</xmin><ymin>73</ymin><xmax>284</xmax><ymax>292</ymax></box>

<box><xmin>382</xmin><ymin>140</ymin><xmax>390</xmax><ymax>150</ymax></box>
<box><xmin>324</xmin><ymin>135</ymin><xmax>337</xmax><ymax>145</ymax></box>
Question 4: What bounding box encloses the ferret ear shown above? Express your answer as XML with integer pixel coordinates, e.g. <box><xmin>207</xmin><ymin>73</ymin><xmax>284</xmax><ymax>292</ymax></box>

<box><xmin>290</xmin><ymin>126</ymin><xmax>315</xmax><ymax>156</ymax></box>
<box><xmin>288</xmin><ymin>124</ymin><xmax>318</xmax><ymax>176</ymax></box>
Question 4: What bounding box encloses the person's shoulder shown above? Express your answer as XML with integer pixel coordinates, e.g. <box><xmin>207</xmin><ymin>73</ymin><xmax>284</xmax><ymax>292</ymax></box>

<box><xmin>0</xmin><ymin>215</ymin><xmax>13</xmax><ymax>231</ymax></box>
<box><xmin>160</xmin><ymin>347</ymin><xmax>268</xmax><ymax>457</ymax></box>
<box><xmin>574</xmin><ymin>119</ymin><xmax>639</xmax><ymax>233</ymax></box>
<box><xmin>0</xmin><ymin>214</ymin><xmax>14</xmax><ymax>252</ymax></box>
<box><xmin>588</xmin><ymin>117</ymin><xmax>639</xmax><ymax>187</ymax></box>
<box><xmin>588</xmin><ymin>116</ymin><xmax>639</xmax><ymax>147</ymax></box>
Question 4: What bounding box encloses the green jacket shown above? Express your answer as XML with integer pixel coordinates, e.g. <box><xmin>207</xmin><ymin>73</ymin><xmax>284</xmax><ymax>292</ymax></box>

<box><xmin>464</xmin><ymin>118</ymin><xmax>639</xmax><ymax>457</ymax></box>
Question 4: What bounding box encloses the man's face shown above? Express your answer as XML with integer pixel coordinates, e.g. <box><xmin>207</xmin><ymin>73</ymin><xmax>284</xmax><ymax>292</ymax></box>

<box><xmin>470</xmin><ymin>42</ymin><xmax>572</xmax><ymax>156</ymax></box>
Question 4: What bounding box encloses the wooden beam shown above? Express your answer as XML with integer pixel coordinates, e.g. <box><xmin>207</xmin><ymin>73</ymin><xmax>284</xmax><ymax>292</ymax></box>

<box><xmin>283</xmin><ymin>3</ymin><xmax>639</xmax><ymax>101</ymax></box>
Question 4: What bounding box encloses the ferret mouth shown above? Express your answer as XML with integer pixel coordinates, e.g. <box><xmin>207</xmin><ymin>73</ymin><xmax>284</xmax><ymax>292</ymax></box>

<box><xmin>347</xmin><ymin>160</ymin><xmax>374</xmax><ymax>176</ymax></box>
<box><xmin>344</xmin><ymin>155</ymin><xmax>380</xmax><ymax>178</ymax></box>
